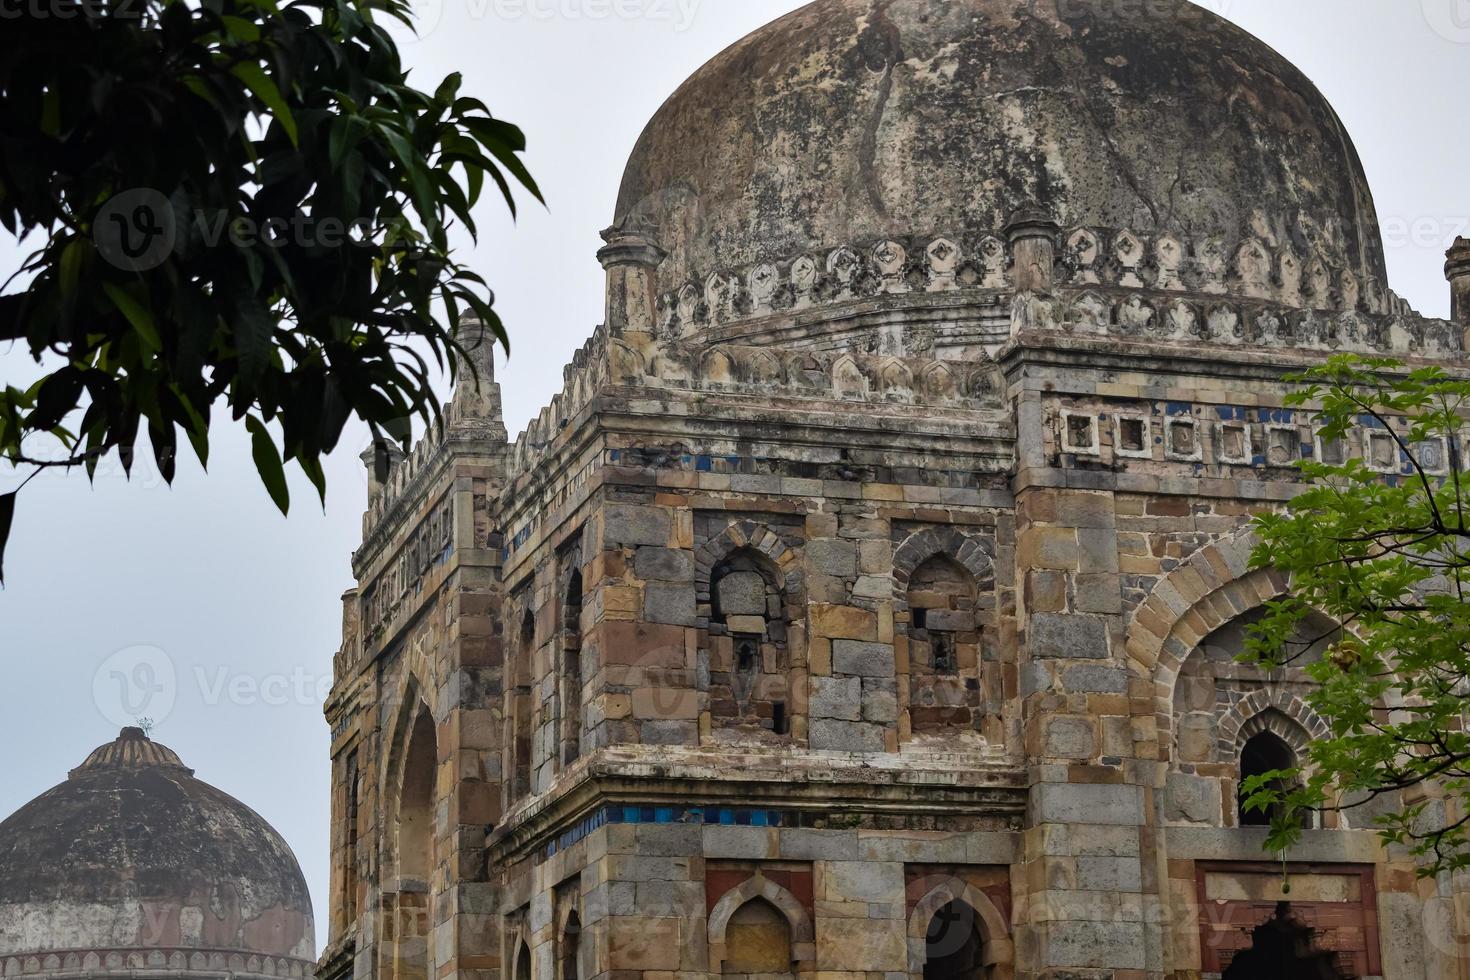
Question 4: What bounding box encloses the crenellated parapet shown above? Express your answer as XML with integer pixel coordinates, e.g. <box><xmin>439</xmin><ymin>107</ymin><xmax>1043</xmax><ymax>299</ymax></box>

<box><xmin>506</xmin><ymin>324</ymin><xmax>610</xmax><ymax>481</ymax></box>
<box><xmin>650</xmin><ymin>227</ymin><xmax>1416</xmax><ymax>341</ymax></box>
<box><xmin>504</xmin><ymin>331</ymin><xmax>1007</xmax><ymax>487</ymax></box>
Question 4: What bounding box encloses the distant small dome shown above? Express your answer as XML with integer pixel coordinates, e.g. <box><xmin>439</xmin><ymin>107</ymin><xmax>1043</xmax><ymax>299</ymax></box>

<box><xmin>0</xmin><ymin>729</ymin><xmax>315</xmax><ymax>979</ymax></box>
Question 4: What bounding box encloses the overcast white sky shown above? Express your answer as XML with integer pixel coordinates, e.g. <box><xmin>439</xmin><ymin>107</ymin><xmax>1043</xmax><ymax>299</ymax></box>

<box><xmin>0</xmin><ymin>0</ymin><xmax>1466</xmax><ymax>949</ymax></box>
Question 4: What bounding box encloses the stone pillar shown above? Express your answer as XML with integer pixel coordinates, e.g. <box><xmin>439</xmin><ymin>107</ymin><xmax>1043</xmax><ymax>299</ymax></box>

<box><xmin>450</xmin><ymin>319</ymin><xmax>510</xmax><ymax>443</ymax></box>
<box><xmin>361</xmin><ymin>444</ymin><xmax>406</xmax><ymax>501</ymax></box>
<box><xmin>1446</xmin><ymin>237</ymin><xmax>1470</xmax><ymax>329</ymax></box>
<box><xmin>597</xmin><ymin>227</ymin><xmax>666</xmax><ymax>337</ymax></box>
<box><xmin>1005</xmin><ymin>207</ymin><xmax>1061</xmax><ymax>293</ymax></box>
<box><xmin>1013</xmin><ymin>484</ymin><xmax>1160</xmax><ymax>980</ymax></box>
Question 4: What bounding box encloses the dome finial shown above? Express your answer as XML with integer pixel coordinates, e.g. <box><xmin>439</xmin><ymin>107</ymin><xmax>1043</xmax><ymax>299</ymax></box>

<box><xmin>69</xmin><ymin>728</ymin><xmax>193</xmax><ymax>777</ymax></box>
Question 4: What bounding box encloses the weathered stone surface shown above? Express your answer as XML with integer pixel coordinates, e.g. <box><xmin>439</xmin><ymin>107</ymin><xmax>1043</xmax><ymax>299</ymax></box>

<box><xmin>1029</xmin><ymin>613</ymin><xmax>1109</xmax><ymax>659</ymax></box>
<box><xmin>831</xmin><ymin>640</ymin><xmax>894</xmax><ymax>678</ymax></box>
<box><xmin>643</xmin><ymin>582</ymin><xmax>697</xmax><ymax>626</ymax></box>
<box><xmin>1043</xmin><ymin>717</ymin><xmax>1097</xmax><ymax>759</ymax></box>
<box><xmin>603</xmin><ymin>504</ymin><xmax>671</xmax><ymax>547</ymax></box>
<box><xmin>618</xmin><ymin>0</ymin><xmax>1388</xmax><ymax>310</ymax></box>
<box><xmin>1165</xmin><ymin>773</ymin><xmax>1222</xmax><ymax>825</ymax></box>
<box><xmin>1061</xmin><ymin>664</ymin><xmax>1128</xmax><ymax>694</ymax></box>
<box><xmin>1035</xmin><ymin>784</ymin><xmax>1144</xmax><ymax>827</ymax></box>
<box><xmin>806</xmin><ymin>539</ymin><xmax>857</xmax><ymax>577</ymax></box>
<box><xmin>808</xmin><ymin>719</ymin><xmax>884</xmax><ymax>752</ymax></box>
<box><xmin>633</xmin><ymin>547</ymin><xmax>694</xmax><ymax>582</ymax></box>
<box><xmin>714</xmin><ymin>571</ymin><xmax>766</xmax><ymax>616</ymax></box>
<box><xmin>809</xmin><ymin>676</ymin><xmax>861</xmax><ymax>721</ymax></box>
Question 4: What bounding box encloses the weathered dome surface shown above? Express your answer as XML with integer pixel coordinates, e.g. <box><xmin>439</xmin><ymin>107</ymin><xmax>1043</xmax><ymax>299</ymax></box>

<box><xmin>616</xmin><ymin>0</ymin><xmax>1385</xmax><ymax>294</ymax></box>
<box><xmin>0</xmin><ymin>729</ymin><xmax>315</xmax><ymax>976</ymax></box>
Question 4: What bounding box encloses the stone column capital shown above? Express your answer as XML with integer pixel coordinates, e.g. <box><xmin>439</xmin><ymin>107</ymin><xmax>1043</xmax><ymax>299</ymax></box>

<box><xmin>597</xmin><ymin>227</ymin><xmax>667</xmax><ymax>271</ymax></box>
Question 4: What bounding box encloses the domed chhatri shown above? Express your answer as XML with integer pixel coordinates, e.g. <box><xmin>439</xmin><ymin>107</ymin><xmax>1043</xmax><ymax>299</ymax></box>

<box><xmin>616</xmin><ymin>0</ymin><xmax>1389</xmax><ymax>327</ymax></box>
<box><xmin>0</xmin><ymin>728</ymin><xmax>315</xmax><ymax>980</ymax></box>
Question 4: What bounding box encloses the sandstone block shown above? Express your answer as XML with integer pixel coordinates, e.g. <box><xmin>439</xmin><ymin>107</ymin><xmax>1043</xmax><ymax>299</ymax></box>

<box><xmin>724</xmin><ymin>615</ymin><xmax>768</xmax><ymax>635</ymax></box>
<box><xmin>640</xmin><ymin>720</ymin><xmax>697</xmax><ymax>745</ymax></box>
<box><xmin>634</xmin><ymin>547</ymin><xmax>694</xmax><ymax>582</ymax></box>
<box><xmin>807</xmin><ymin>539</ymin><xmax>857</xmax><ymax>577</ymax></box>
<box><xmin>811</xmin><ymin>603</ymin><xmax>878</xmax><ymax>641</ymax></box>
<box><xmin>1044</xmin><ymin>716</ymin><xmax>1097</xmax><ymax>759</ymax></box>
<box><xmin>714</xmin><ymin>571</ymin><xmax>767</xmax><ymax>616</ymax></box>
<box><xmin>1076</xmin><ymin>855</ymin><xmax>1142</xmax><ymax>893</ymax></box>
<box><xmin>1062</xmin><ymin>664</ymin><xmax>1128</xmax><ymax>694</ymax></box>
<box><xmin>603</xmin><ymin>504</ymin><xmax>672</xmax><ymax>547</ymax></box>
<box><xmin>1019</xmin><ymin>527</ymin><xmax>1079</xmax><ymax>569</ymax></box>
<box><xmin>1035</xmin><ymin>783</ymin><xmax>1143</xmax><ymax>826</ymax></box>
<box><xmin>643</xmin><ymin>583</ymin><xmax>697</xmax><ymax>626</ymax></box>
<box><xmin>1164</xmin><ymin>772</ymin><xmax>1221</xmax><ymax>824</ymax></box>
<box><xmin>1029</xmin><ymin>613</ymin><xmax>1108</xmax><ymax>659</ymax></box>
<box><xmin>810</xmin><ymin>675</ymin><xmax>861</xmax><ymax>721</ymax></box>
<box><xmin>778</xmin><ymin>828</ymin><xmax>859</xmax><ymax>860</ymax></box>
<box><xmin>832</xmin><ymin>640</ymin><xmax>895</xmax><ymax>678</ymax></box>
<box><xmin>809</xmin><ymin>719</ymin><xmax>884</xmax><ymax>752</ymax></box>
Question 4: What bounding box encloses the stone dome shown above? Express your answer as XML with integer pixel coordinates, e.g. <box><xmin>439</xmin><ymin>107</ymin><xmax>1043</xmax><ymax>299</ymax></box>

<box><xmin>615</xmin><ymin>0</ymin><xmax>1385</xmax><ymax>301</ymax></box>
<box><xmin>0</xmin><ymin>728</ymin><xmax>315</xmax><ymax>979</ymax></box>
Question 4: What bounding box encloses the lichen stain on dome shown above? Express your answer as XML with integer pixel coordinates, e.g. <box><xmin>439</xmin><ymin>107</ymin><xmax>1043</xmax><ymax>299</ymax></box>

<box><xmin>615</xmin><ymin>0</ymin><xmax>1385</xmax><ymax>294</ymax></box>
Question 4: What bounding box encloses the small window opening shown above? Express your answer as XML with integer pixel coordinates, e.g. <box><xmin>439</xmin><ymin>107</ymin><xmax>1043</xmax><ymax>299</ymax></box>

<box><xmin>1067</xmin><ymin>413</ymin><xmax>1095</xmax><ymax>449</ymax></box>
<box><xmin>1238</xmin><ymin>731</ymin><xmax>1307</xmax><ymax>828</ymax></box>
<box><xmin>931</xmin><ymin>633</ymin><xmax>958</xmax><ymax>675</ymax></box>
<box><xmin>1120</xmin><ymin>417</ymin><xmax>1146</xmax><ymax>453</ymax></box>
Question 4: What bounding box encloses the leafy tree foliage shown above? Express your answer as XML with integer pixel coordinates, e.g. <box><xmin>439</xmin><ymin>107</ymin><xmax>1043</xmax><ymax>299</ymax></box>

<box><xmin>0</xmin><ymin>0</ymin><xmax>541</xmax><ymax>581</ymax></box>
<box><xmin>1246</xmin><ymin>355</ymin><xmax>1470</xmax><ymax>875</ymax></box>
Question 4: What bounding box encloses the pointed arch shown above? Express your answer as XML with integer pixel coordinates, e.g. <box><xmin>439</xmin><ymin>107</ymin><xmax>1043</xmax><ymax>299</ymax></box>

<box><xmin>694</xmin><ymin>520</ymin><xmax>801</xmax><ymax>613</ymax></box>
<box><xmin>892</xmin><ymin>527</ymin><xmax>995</xmax><ymax>605</ymax></box>
<box><xmin>1219</xmin><ymin>691</ymin><xmax>1327</xmax><ymax>763</ymax></box>
<box><xmin>708</xmin><ymin>876</ymin><xmax>815</xmax><ymax>974</ymax></box>
<box><xmin>560</xmin><ymin>551</ymin><xmax>586</xmax><ymax>767</ymax></box>
<box><xmin>905</xmin><ymin>877</ymin><xmax>1013</xmax><ymax>978</ymax></box>
<box><xmin>382</xmin><ymin>689</ymin><xmax>438</xmax><ymax>980</ymax></box>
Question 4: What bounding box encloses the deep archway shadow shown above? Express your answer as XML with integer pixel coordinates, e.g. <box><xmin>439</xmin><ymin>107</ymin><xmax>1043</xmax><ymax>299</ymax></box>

<box><xmin>923</xmin><ymin>900</ymin><xmax>984</xmax><ymax>980</ymax></box>
<box><xmin>1222</xmin><ymin>903</ymin><xmax>1350</xmax><ymax>980</ymax></box>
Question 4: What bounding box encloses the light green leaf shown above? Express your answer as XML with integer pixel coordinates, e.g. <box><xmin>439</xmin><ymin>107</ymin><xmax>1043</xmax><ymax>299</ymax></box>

<box><xmin>231</xmin><ymin>62</ymin><xmax>298</xmax><ymax>146</ymax></box>
<box><xmin>246</xmin><ymin>415</ymin><xmax>289</xmax><ymax>515</ymax></box>
<box><xmin>101</xmin><ymin>282</ymin><xmax>162</xmax><ymax>353</ymax></box>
